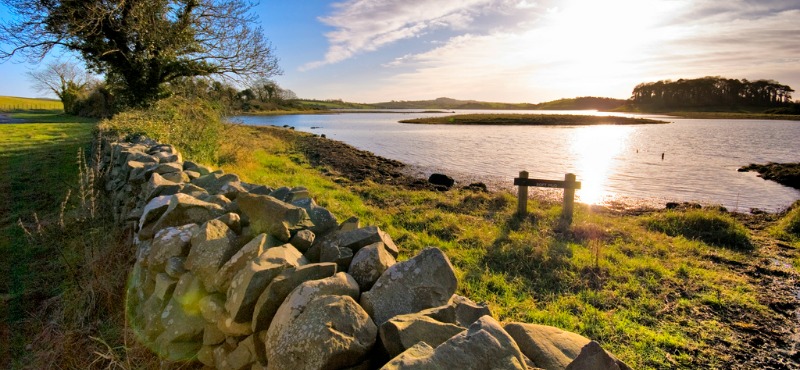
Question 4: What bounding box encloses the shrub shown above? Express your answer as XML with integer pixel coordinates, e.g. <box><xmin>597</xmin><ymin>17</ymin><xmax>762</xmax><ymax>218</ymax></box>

<box><xmin>644</xmin><ymin>209</ymin><xmax>753</xmax><ymax>250</ymax></box>
<box><xmin>98</xmin><ymin>96</ymin><xmax>224</xmax><ymax>164</ymax></box>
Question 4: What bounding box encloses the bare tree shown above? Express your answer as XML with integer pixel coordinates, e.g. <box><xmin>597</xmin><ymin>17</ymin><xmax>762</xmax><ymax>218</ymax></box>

<box><xmin>1</xmin><ymin>0</ymin><xmax>281</xmax><ymax>107</ymax></box>
<box><xmin>27</xmin><ymin>61</ymin><xmax>93</xmax><ymax>113</ymax></box>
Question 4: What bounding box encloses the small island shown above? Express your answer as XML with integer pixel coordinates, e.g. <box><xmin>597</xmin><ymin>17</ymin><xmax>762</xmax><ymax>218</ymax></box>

<box><xmin>399</xmin><ymin>113</ymin><xmax>669</xmax><ymax>125</ymax></box>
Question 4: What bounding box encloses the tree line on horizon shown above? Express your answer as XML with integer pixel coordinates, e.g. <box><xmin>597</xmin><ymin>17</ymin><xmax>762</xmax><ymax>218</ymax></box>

<box><xmin>631</xmin><ymin>76</ymin><xmax>795</xmax><ymax>109</ymax></box>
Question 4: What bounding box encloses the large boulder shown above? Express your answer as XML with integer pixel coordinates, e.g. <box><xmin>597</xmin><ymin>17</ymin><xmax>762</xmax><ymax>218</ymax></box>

<box><xmin>379</xmin><ymin>312</ymin><xmax>466</xmax><ymax>358</ymax></box>
<box><xmin>184</xmin><ymin>219</ymin><xmax>239</xmax><ymax>291</ymax></box>
<box><xmin>566</xmin><ymin>341</ymin><xmax>629</xmax><ymax>370</ymax></box>
<box><xmin>381</xmin><ymin>316</ymin><xmax>526</xmax><ymax>370</ymax></box>
<box><xmin>292</xmin><ymin>198</ymin><xmax>339</xmax><ymax>236</ymax></box>
<box><xmin>265</xmin><ymin>295</ymin><xmax>377</xmax><ymax>370</ymax></box>
<box><xmin>267</xmin><ymin>272</ymin><xmax>360</xmax><ymax>335</ymax></box>
<box><xmin>143</xmin><ymin>193</ymin><xmax>225</xmax><ymax>240</ymax></box>
<box><xmin>225</xmin><ymin>244</ymin><xmax>307</xmax><ymax>323</ymax></box>
<box><xmin>360</xmin><ymin>247</ymin><xmax>457</xmax><ymax>325</ymax></box>
<box><xmin>503</xmin><ymin>322</ymin><xmax>628</xmax><ymax>370</ymax></box>
<box><xmin>237</xmin><ymin>193</ymin><xmax>314</xmax><ymax>242</ymax></box>
<box><xmin>147</xmin><ymin>224</ymin><xmax>199</xmax><ymax>270</ymax></box>
<box><xmin>251</xmin><ymin>262</ymin><xmax>338</xmax><ymax>333</ymax></box>
<box><xmin>213</xmin><ymin>233</ymin><xmax>279</xmax><ymax>292</ymax></box>
<box><xmin>416</xmin><ymin>294</ymin><xmax>491</xmax><ymax>328</ymax></box>
<box><xmin>348</xmin><ymin>242</ymin><xmax>396</xmax><ymax>291</ymax></box>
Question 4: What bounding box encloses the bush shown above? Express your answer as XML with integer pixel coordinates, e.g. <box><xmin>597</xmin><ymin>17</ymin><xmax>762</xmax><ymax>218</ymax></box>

<box><xmin>644</xmin><ymin>209</ymin><xmax>753</xmax><ymax>250</ymax></box>
<box><xmin>98</xmin><ymin>96</ymin><xmax>224</xmax><ymax>164</ymax></box>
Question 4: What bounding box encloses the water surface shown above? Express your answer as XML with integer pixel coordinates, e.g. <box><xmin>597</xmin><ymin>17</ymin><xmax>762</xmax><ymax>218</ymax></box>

<box><xmin>234</xmin><ymin>111</ymin><xmax>799</xmax><ymax>212</ymax></box>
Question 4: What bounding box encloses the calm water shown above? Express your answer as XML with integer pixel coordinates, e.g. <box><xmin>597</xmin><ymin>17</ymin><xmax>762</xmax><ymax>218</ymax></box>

<box><xmin>234</xmin><ymin>110</ymin><xmax>800</xmax><ymax>212</ymax></box>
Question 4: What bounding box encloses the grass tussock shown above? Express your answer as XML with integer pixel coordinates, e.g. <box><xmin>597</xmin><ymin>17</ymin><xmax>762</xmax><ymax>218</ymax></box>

<box><xmin>98</xmin><ymin>95</ymin><xmax>224</xmax><ymax>164</ymax></box>
<box><xmin>773</xmin><ymin>201</ymin><xmax>800</xmax><ymax>244</ymax></box>
<box><xmin>643</xmin><ymin>209</ymin><xmax>753</xmax><ymax>251</ymax></box>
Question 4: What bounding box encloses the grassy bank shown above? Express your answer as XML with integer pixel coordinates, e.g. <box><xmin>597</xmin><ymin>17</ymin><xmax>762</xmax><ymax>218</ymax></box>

<box><xmin>0</xmin><ymin>96</ymin><xmax>63</xmax><ymax>112</ymax></box>
<box><xmin>216</xmin><ymin>123</ymin><xmax>799</xmax><ymax>369</ymax></box>
<box><xmin>400</xmin><ymin>114</ymin><xmax>668</xmax><ymax>125</ymax></box>
<box><xmin>5</xmin><ymin>102</ymin><xmax>799</xmax><ymax>368</ymax></box>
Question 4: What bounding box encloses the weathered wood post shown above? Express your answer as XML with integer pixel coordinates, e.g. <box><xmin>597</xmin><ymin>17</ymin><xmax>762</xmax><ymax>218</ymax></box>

<box><xmin>562</xmin><ymin>173</ymin><xmax>577</xmax><ymax>223</ymax></box>
<box><xmin>517</xmin><ymin>171</ymin><xmax>529</xmax><ymax>216</ymax></box>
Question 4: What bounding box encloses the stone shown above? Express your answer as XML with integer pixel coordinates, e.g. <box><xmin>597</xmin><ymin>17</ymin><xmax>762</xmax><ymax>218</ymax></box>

<box><xmin>192</xmin><ymin>172</ymin><xmax>243</xmax><ymax>198</ymax></box>
<box><xmin>320</xmin><ymin>244</ymin><xmax>354</xmax><ymax>271</ymax></box>
<box><xmin>148</xmin><ymin>224</ymin><xmax>198</xmax><ymax>270</ymax></box>
<box><xmin>348</xmin><ymin>242</ymin><xmax>396</xmax><ymax>291</ymax></box>
<box><xmin>157</xmin><ymin>296</ymin><xmax>206</xmax><ymax>346</ymax></box>
<box><xmin>179</xmin><ymin>183</ymin><xmax>209</xmax><ymax>198</ymax></box>
<box><xmin>161</xmin><ymin>171</ymin><xmax>190</xmax><ymax>184</ymax></box>
<box><xmin>145</xmin><ymin>193</ymin><xmax>225</xmax><ymax>240</ymax></box>
<box><xmin>225</xmin><ymin>244</ymin><xmax>307</xmax><ymax>323</ymax></box>
<box><xmin>565</xmin><ymin>341</ymin><xmax>627</xmax><ymax>370</ymax></box>
<box><xmin>153</xmin><ymin>273</ymin><xmax>177</xmax><ymax>301</ymax></box>
<box><xmin>503</xmin><ymin>322</ymin><xmax>593</xmax><ymax>370</ymax></box>
<box><xmin>289</xmin><ymin>187</ymin><xmax>310</xmax><ymax>202</ymax></box>
<box><xmin>265</xmin><ymin>295</ymin><xmax>377</xmax><ymax>370</ymax></box>
<box><xmin>292</xmin><ymin>198</ymin><xmax>339</xmax><ymax>235</ymax></box>
<box><xmin>428</xmin><ymin>173</ymin><xmax>455</xmax><ymax>189</ymax></box>
<box><xmin>380</xmin><ymin>342</ymin><xmax>435</xmax><ymax>369</ymax></box>
<box><xmin>338</xmin><ymin>216</ymin><xmax>360</xmax><ymax>232</ymax></box>
<box><xmin>227</xmin><ymin>335</ymin><xmax>258</xmax><ymax>370</ymax></box>
<box><xmin>268</xmin><ymin>272</ymin><xmax>360</xmax><ymax>335</ymax></box>
<box><xmin>251</xmin><ymin>262</ymin><xmax>338</xmax><ymax>332</ymax></box>
<box><xmin>337</xmin><ymin>226</ymin><xmax>399</xmax><ymax>257</ymax></box>
<box><xmin>184</xmin><ymin>170</ymin><xmax>201</xmax><ymax>180</ymax></box>
<box><xmin>172</xmin><ymin>271</ymin><xmax>206</xmax><ymax>314</ymax></box>
<box><xmin>138</xmin><ymin>195</ymin><xmax>172</xmax><ymax>237</ymax></box>
<box><xmin>360</xmin><ymin>247</ymin><xmax>457</xmax><ymax>325</ymax></box>
<box><xmin>216</xmin><ymin>212</ymin><xmax>242</xmax><ymax>234</ymax></box>
<box><xmin>419</xmin><ymin>295</ymin><xmax>491</xmax><ymax>328</ymax></box>
<box><xmin>383</xmin><ymin>315</ymin><xmax>526</xmax><ymax>370</ymax></box>
<box><xmin>214</xmin><ymin>234</ymin><xmax>277</xmax><ymax>292</ymax></box>
<box><xmin>379</xmin><ymin>312</ymin><xmax>466</xmax><ymax>358</ymax></box>
<box><xmin>289</xmin><ymin>229</ymin><xmax>315</xmax><ymax>252</ymax></box>
<box><xmin>197</xmin><ymin>345</ymin><xmax>216</xmax><ymax>366</ymax></box>
<box><xmin>237</xmin><ymin>193</ymin><xmax>314</xmax><ymax>242</ymax></box>
<box><xmin>199</xmin><ymin>293</ymin><xmax>227</xmax><ymax>323</ymax></box>
<box><xmin>165</xmin><ymin>256</ymin><xmax>187</xmax><ymax>278</ymax></box>
<box><xmin>249</xmin><ymin>185</ymin><xmax>274</xmax><ymax>195</ymax></box>
<box><xmin>269</xmin><ymin>186</ymin><xmax>291</xmax><ymax>202</ymax></box>
<box><xmin>218</xmin><ymin>314</ymin><xmax>254</xmax><ymax>337</ymax></box>
<box><xmin>143</xmin><ymin>172</ymin><xmax>183</xmax><ymax>203</ymax></box>
<box><xmin>200</xmin><ymin>194</ymin><xmax>234</xmax><ymax>211</ymax></box>
<box><xmin>203</xmin><ymin>323</ymin><xmax>226</xmax><ymax>346</ymax></box>
<box><xmin>184</xmin><ymin>219</ymin><xmax>240</xmax><ymax>291</ymax></box>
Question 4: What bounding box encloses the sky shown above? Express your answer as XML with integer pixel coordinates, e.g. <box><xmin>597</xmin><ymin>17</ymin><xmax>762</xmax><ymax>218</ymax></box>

<box><xmin>1</xmin><ymin>0</ymin><xmax>799</xmax><ymax>104</ymax></box>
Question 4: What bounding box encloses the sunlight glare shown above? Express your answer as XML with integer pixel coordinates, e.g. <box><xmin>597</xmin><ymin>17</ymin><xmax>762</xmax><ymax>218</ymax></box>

<box><xmin>571</xmin><ymin>126</ymin><xmax>631</xmax><ymax>204</ymax></box>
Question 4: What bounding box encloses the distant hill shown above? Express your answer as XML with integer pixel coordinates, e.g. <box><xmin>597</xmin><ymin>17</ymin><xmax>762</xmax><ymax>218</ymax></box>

<box><xmin>370</xmin><ymin>96</ymin><xmax>627</xmax><ymax>111</ymax></box>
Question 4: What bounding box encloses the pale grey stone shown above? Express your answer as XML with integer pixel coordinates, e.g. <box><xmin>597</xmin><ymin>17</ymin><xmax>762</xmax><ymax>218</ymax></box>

<box><xmin>360</xmin><ymin>247</ymin><xmax>457</xmax><ymax>325</ymax></box>
<box><xmin>348</xmin><ymin>242</ymin><xmax>396</xmax><ymax>291</ymax></box>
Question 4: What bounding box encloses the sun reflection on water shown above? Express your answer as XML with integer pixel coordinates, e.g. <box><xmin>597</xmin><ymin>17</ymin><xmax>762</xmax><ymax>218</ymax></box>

<box><xmin>571</xmin><ymin>126</ymin><xmax>631</xmax><ymax>204</ymax></box>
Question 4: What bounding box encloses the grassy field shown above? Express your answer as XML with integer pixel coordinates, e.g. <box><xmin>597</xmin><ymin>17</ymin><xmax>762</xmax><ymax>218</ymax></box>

<box><xmin>4</xmin><ymin>103</ymin><xmax>799</xmax><ymax>368</ymax></box>
<box><xmin>0</xmin><ymin>111</ymin><xmax>158</xmax><ymax>368</ymax></box>
<box><xmin>0</xmin><ymin>96</ymin><xmax>63</xmax><ymax>112</ymax></box>
<box><xmin>400</xmin><ymin>114</ymin><xmax>668</xmax><ymax>125</ymax></box>
<box><xmin>219</xmin><ymin>123</ymin><xmax>800</xmax><ymax>369</ymax></box>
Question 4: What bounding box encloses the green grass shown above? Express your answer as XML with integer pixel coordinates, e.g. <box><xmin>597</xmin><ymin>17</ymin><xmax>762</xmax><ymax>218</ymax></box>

<box><xmin>643</xmin><ymin>210</ymin><xmax>754</xmax><ymax>250</ymax></box>
<box><xmin>399</xmin><ymin>114</ymin><xmax>668</xmax><ymax>125</ymax></box>
<box><xmin>218</xmin><ymin>124</ymin><xmax>772</xmax><ymax>369</ymax></box>
<box><xmin>0</xmin><ymin>96</ymin><xmax>63</xmax><ymax>111</ymax></box>
<box><xmin>0</xmin><ymin>119</ymin><xmax>94</xmax><ymax>364</ymax></box>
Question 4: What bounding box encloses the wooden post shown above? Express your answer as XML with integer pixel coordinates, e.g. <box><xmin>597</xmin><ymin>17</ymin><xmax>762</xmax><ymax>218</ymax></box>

<box><xmin>562</xmin><ymin>173</ymin><xmax>576</xmax><ymax>223</ymax></box>
<box><xmin>517</xmin><ymin>170</ymin><xmax>529</xmax><ymax>216</ymax></box>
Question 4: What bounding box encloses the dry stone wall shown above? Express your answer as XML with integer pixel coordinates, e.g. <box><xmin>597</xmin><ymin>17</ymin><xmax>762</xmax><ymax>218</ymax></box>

<box><xmin>100</xmin><ymin>136</ymin><xmax>631</xmax><ymax>370</ymax></box>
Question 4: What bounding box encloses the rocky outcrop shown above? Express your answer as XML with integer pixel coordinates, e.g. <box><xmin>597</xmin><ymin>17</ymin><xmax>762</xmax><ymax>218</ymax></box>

<box><xmin>101</xmin><ymin>137</ymin><xmax>628</xmax><ymax>369</ymax></box>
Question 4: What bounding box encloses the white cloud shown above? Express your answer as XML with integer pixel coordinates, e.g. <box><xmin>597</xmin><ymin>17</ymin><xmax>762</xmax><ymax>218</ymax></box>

<box><xmin>361</xmin><ymin>0</ymin><xmax>800</xmax><ymax>102</ymax></box>
<box><xmin>300</xmin><ymin>0</ymin><xmax>503</xmax><ymax>70</ymax></box>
